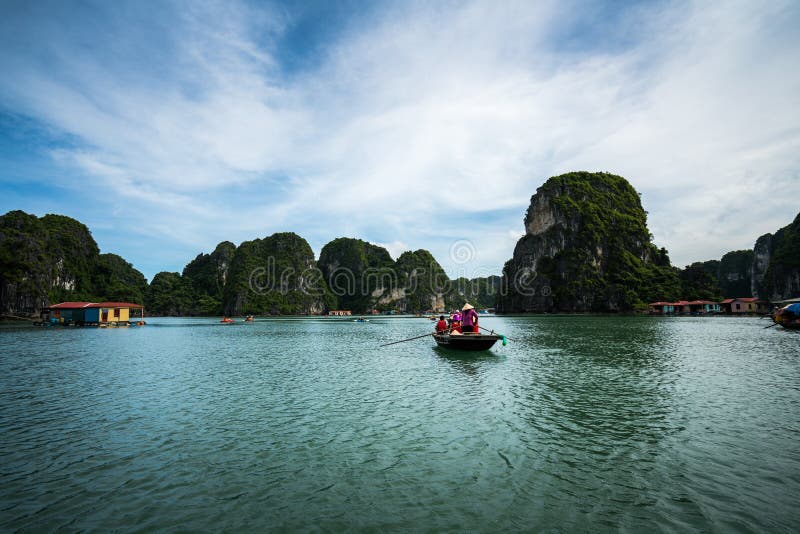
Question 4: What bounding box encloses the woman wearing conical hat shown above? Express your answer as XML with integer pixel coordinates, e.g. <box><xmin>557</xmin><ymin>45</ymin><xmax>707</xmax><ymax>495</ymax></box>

<box><xmin>461</xmin><ymin>303</ymin><xmax>478</xmax><ymax>333</ymax></box>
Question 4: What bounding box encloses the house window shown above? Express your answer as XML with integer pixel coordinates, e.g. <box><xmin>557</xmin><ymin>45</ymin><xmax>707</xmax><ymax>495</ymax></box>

<box><xmin>114</xmin><ymin>309</ymin><xmax>120</xmax><ymax>318</ymax></box>
<box><xmin>735</xmin><ymin>303</ymin><xmax>740</xmax><ymax>310</ymax></box>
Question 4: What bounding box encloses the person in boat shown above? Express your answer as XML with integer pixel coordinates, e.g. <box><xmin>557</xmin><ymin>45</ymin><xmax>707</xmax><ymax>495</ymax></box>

<box><xmin>461</xmin><ymin>303</ymin><xmax>479</xmax><ymax>333</ymax></box>
<box><xmin>435</xmin><ymin>315</ymin><xmax>448</xmax><ymax>333</ymax></box>
<box><xmin>449</xmin><ymin>309</ymin><xmax>462</xmax><ymax>333</ymax></box>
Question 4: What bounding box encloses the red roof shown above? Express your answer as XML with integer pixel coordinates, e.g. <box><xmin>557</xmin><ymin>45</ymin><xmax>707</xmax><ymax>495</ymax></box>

<box><xmin>650</xmin><ymin>300</ymin><xmax>720</xmax><ymax>306</ymax></box>
<box><xmin>734</xmin><ymin>297</ymin><xmax>759</xmax><ymax>303</ymax></box>
<box><xmin>49</xmin><ymin>302</ymin><xmax>94</xmax><ymax>309</ymax></box>
<box><xmin>721</xmin><ymin>299</ymin><xmax>735</xmax><ymax>304</ymax></box>
<box><xmin>48</xmin><ymin>301</ymin><xmax>143</xmax><ymax>309</ymax></box>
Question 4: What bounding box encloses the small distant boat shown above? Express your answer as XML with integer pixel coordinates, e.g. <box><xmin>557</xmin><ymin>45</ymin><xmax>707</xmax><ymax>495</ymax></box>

<box><xmin>244</xmin><ymin>315</ymin><xmax>255</xmax><ymax>322</ymax></box>
<box><xmin>353</xmin><ymin>318</ymin><xmax>369</xmax><ymax>322</ymax></box>
<box><xmin>221</xmin><ymin>317</ymin><xmax>234</xmax><ymax>323</ymax></box>
<box><xmin>433</xmin><ymin>333</ymin><xmax>503</xmax><ymax>351</ymax></box>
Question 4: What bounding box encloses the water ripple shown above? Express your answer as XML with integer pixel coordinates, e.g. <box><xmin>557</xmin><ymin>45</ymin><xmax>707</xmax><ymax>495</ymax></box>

<box><xmin>1</xmin><ymin>316</ymin><xmax>799</xmax><ymax>531</ymax></box>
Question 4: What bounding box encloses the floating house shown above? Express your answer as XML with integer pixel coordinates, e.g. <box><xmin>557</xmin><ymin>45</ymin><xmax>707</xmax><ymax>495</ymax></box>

<box><xmin>720</xmin><ymin>298</ymin><xmax>769</xmax><ymax>314</ymax></box>
<box><xmin>648</xmin><ymin>300</ymin><xmax>721</xmax><ymax>315</ymax></box>
<box><xmin>44</xmin><ymin>302</ymin><xmax>145</xmax><ymax>326</ymax></box>
<box><xmin>327</xmin><ymin>310</ymin><xmax>352</xmax><ymax>316</ymax></box>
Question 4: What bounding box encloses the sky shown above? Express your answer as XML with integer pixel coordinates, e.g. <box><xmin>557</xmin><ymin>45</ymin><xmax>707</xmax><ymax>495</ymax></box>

<box><xmin>0</xmin><ymin>0</ymin><xmax>798</xmax><ymax>281</ymax></box>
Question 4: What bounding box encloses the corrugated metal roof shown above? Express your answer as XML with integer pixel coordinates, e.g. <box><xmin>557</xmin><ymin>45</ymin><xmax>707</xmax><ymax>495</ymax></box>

<box><xmin>49</xmin><ymin>302</ymin><xmax>94</xmax><ymax>309</ymax></box>
<box><xmin>48</xmin><ymin>301</ymin><xmax>143</xmax><ymax>309</ymax></box>
<box><xmin>94</xmin><ymin>302</ymin><xmax>144</xmax><ymax>309</ymax></box>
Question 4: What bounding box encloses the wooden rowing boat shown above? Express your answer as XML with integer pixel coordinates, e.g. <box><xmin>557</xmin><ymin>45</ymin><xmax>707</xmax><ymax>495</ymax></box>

<box><xmin>432</xmin><ymin>333</ymin><xmax>502</xmax><ymax>351</ymax></box>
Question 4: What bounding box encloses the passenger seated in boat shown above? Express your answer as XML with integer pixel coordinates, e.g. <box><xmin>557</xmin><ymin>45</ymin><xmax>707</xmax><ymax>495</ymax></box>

<box><xmin>435</xmin><ymin>315</ymin><xmax>448</xmax><ymax>333</ymax></box>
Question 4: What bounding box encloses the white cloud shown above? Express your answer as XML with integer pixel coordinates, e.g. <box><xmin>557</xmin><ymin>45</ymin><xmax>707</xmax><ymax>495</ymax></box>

<box><xmin>372</xmin><ymin>240</ymin><xmax>410</xmax><ymax>260</ymax></box>
<box><xmin>1</xmin><ymin>0</ymin><xmax>798</xmax><ymax>277</ymax></box>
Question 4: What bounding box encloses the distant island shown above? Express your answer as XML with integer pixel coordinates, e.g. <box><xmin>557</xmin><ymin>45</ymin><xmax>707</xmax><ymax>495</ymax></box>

<box><xmin>1</xmin><ymin>172</ymin><xmax>798</xmax><ymax>318</ymax></box>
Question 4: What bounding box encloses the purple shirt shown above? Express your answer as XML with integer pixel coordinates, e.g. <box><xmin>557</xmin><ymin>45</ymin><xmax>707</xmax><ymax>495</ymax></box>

<box><xmin>462</xmin><ymin>309</ymin><xmax>478</xmax><ymax>327</ymax></box>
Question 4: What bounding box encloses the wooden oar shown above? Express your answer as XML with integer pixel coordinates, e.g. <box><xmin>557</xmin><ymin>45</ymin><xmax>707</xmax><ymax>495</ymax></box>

<box><xmin>764</xmin><ymin>322</ymin><xmax>780</xmax><ymax>329</ymax></box>
<box><xmin>479</xmin><ymin>325</ymin><xmax>513</xmax><ymax>342</ymax></box>
<box><xmin>380</xmin><ymin>332</ymin><xmax>434</xmax><ymax>347</ymax></box>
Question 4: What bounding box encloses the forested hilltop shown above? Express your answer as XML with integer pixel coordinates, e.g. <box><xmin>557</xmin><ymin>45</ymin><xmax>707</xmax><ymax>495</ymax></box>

<box><xmin>497</xmin><ymin>172</ymin><xmax>681</xmax><ymax>312</ymax></box>
<box><xmin>0</xmin><ymin>211</ymin><xmax>147</xmax><ymax>316</ymax></box>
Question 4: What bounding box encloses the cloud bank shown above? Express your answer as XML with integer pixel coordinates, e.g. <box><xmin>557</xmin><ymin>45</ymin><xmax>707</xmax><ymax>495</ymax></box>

<box><xmin>0</xmin><ymin>0</ymin><xmax>798</xmax><ymax>279</ymax></box>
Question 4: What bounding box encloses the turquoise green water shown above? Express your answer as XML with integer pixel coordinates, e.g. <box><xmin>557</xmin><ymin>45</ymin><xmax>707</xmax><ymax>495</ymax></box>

<box><xmin>1</xmin><ymin>316</ymin><xmax>798</xmax><ymax>531</ymax></box>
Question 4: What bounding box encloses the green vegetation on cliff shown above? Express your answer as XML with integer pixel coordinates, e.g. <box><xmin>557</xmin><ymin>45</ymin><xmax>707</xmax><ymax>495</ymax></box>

<box><xmin>146</xmin><ymin>272</ymin><xmax>193</xmax><ymax>316</ymax></box>
<box><xmin>40</xmin><ymin>214</ymin><xmax>100</xmax><ymax>302</ymax></box>
<box><xmin>716</xmin><ymin>250</ymin><xmax>753</xmax><ymax>298</ymax></box>
<box><xmin>222</xmin><ymin>232</ymin><xmax>332</xmax><ymax>316</ymax></box>
<box><xmin>390</xmin><ymin>249</ymin><xmax>449</xmax><ymax>313</ymax></box>
<box><xmin>1</xmin><ymin>211</ymin><xmax>53</xmax><ymax>313</ymax></box>
<box><xmin>500</xmin><ymin>172</ymin><xmax>683</xmax><ymax>312</ymax></box>
<box><xmin>770</xmin><ymin>213</ymin><xmax>800</xmax><ymax>269</ymax></box>
<box><xmin>679</xmin><ymin>262</ymin><xmax>722</xmax><ymax>301</ymax></box>
<box><xmin>318</xmin><ymin>238</ymin><xmax>394</xmax><ymax>313</ymax></box>
<box><xmin>93</xmin><ymin>253</ymin><xmax>148</xmax><ymax>304</ymax></box>
<box><xmin>754</xmin><ymin>212</ymin><xmax>800</xmax><ymax>299</ymax></box>
<box><xmin>0</xmin><ymin>210</ymin><xmax>146</xmax><ymax>315</ymax></box>
<box><xmin>446</xmin><ymin>276</ymin><xmax>501</xmax><ymax>311</ymax></box>
<box><xmin>181</xmin><ymin>241</ymin><xmax>236</xmax><ymax>315</ymax></box>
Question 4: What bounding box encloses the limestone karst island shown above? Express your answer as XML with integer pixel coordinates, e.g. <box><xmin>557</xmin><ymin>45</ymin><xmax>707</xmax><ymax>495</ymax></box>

<box><xmin>2</xmin><ymin>1</ymin><xmax>800</xmax><ymax>532</ymax></box>
<box><xmin>2</xmin><ymin>173</ymin><xmax>798</xmax><ymax>323</ymax></box>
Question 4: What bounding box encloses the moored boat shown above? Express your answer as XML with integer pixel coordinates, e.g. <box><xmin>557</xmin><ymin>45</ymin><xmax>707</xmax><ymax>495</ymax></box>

<box><xmin>774</xmin><ymin>303</ymin><xmax>800</xmax><ymax>330</ymax></box>
<box><xmin>433</xmin><ymin>333</ymin><xmax>502</xmax><ymax>351</ymax></box>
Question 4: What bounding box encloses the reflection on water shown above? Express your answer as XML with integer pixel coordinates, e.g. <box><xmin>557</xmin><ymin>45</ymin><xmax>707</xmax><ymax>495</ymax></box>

<box><xmin>1</xmin><ymin>315</ymin><xmax>798</xmax><ymax>531</ymax></box>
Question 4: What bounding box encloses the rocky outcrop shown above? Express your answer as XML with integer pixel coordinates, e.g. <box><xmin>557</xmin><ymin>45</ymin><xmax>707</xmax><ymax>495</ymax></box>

<box><xmin>752</xmin><ymin>212</ymin><xmax>800</xmax><ymax>300</ymax></box>
<box><xmin>91</xmin><ymin>253</ymin><xmax>148</xmax><ymax>304</ymax></box>
<box><xmin>0</xmin><ymin>211</ymin><xmax>52</xmax><ymax>315</ymax></box>
<box><xmin>177</xmin><ymin>241</ymin><xmax>237</xmax><ymax>314</ymax></box>
<box><xmin>717</xmin><ymin>250</ymin><xmax>753</xmax><ymax>298</ymax></box>
<box><xmin>222</xmin><ymin>232</ymin><xmax>332</xmax><ymax>316</ymax></box>
<box><xmin>497</xmin><ymin>172</ymin><xmax>681</xmax><ymax>313</ymax></box>
<box><xmin>446</xmin><ymin>276</ymin><xmax>502</xmax><ymax>311</ymax></box>
<box><xmin>0</xmin><ymin>210</ymin><xmax>146</xmax><ymax>316</ymax></box>
<box><xmin>378</xmin><ymin>249</ymin><xmax>448</xmax><ymax>313</ymax></box>
<box><xmin>751</xmin><ymin>234</ymin><xmax>772</xmax><ymax>298</ymax></box>
<box><xmin>318</xmin><ymin>238</ymin><xmax>394</xmax><ymax>313</ymax></box>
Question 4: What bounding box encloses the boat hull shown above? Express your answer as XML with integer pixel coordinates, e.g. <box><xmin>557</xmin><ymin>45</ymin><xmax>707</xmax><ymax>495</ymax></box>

<box><xmin>433</xmin><ymin>333</ymin><xmax>501</xmax><ymax>351</ymax></box>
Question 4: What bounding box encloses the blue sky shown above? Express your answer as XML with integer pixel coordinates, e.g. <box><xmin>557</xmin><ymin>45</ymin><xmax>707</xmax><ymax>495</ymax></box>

<box><xmin>1</xmin><ymin>0</ymin><xmax>799</xmax><ymax>281</ymax></box>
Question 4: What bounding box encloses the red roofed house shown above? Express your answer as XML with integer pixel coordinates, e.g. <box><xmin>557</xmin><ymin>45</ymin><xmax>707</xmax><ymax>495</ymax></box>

<box><xmin>46</xmin><ymin>302</ymin><xmax>144</xmax><ymax>326</ymax></box>
<box><xmin>721</xmin><ymin>298</ymin><xmax>769</xmax><ymax>314</ymax></box>
<box><xmin>648</xmin><ymin>302</ymin><xmax>676</xmax><ymax>315</ymax></box>
<box><xmin>687</xmin><ymin>300</ymin><xmax>722</xmax><ymax>314</ymax></box>
<box><xmin>649</xmin><ymin>301</ymin><xmax>722</xmax><ymax>315</ymax></box>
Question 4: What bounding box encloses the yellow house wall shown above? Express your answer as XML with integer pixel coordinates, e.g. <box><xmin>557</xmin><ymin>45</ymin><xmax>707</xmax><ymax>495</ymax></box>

<box><xmin>99</xmin><ymin>308</ymin><xmax>131</xmax><ymax>322</ymax></box>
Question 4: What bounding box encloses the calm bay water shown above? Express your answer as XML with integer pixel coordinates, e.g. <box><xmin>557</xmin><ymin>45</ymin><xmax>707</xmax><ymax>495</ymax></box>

<box><xmin>1</xmin><ymin>315</ymin><xmax>799</xmax><ymax>532</ymax></box>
